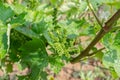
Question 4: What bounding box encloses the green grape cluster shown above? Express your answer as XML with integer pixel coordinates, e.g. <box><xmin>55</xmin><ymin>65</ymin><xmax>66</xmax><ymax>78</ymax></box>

<box><xmin>48</xmin><ymin>27</ymin><xmax>81</xmax><ymax>59</ymax></box>
<box><xmin>48</xmin><ymin>29</ymin><xmax>69</xmax><ymax>56</ymax></box>
<box><xmin>48</xmin><ymin>7</ymin><xmax>81</xmax><ymax>59</ymax></box>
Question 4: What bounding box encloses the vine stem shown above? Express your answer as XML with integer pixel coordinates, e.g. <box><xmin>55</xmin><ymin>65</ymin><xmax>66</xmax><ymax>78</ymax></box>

<box><xmin>86</xmin><ymin>0</ymin><xmax>103</xmax><ymax>28</ymax></box>
<box><xmin>71</xmin><ymin>9</ymin><xmax>120</xmax><ymax>63</ymax></box>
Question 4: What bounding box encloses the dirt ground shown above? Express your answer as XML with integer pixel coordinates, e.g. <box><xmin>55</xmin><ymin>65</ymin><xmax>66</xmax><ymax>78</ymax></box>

<box><xmin>0</xmin><ymin>59</ymin><xmax>108</xmax><ymax>80</ymax></box>
<box><xmin>50</xmin><ymin>59</ymin><xmax>107</xmax><ymax>80</ymax></box>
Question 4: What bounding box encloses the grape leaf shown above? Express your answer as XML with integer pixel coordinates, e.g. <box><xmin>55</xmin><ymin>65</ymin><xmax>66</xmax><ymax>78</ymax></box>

<box><xmin>107</xmin><ymin>1</ymin><xmax>120</xmax><ymax>9</ymax></box>
<box><xmin>103</xmin><ymin>49</ymin><xmax>117</xmax><ymax>67</ymax></box>
<box><xmin>14</xmin><ymin>26</ymin><xmax>39</xmax><ymax>39</ymax></box>
<box><xmin>0</xmin><ymin>22</ymin><xmax>7</xmax><ymax>59</ymax></box>
<box><xmin>31</xmin><ymin>19</ymin><xmax>48</xmax><ymax>34</ymax></box>
<box><xmin>114</xmin><ymin>31</ymin><xmax>120</xmax><ymax>45</ymax></box>
<box><xmin>29</xmin><ymin>64</ymin><xmax>47</xmax><ymax>80</ymax></box>
<box><xmin>19</xmin><ymin>38</ymin><xmax>48</xmax><ymax>79</ymax></box>
<box><xmin>49</xmin><ymin>56</ymin><xmax>64</xmax><ymax>73</ymax></box>
<box><xmin>19</xmin><ymin>38</ymin><xmax>48</xmax><ymax>65</ymax></box>
<box><xmin>0</xmin><ymin>3</ymin><xmax>14</xmax><ymax>23</ymax></box>
<box><xmin>10</xmin><ymin>12</ymin><xmax>26</xmax><ymax>24</ymax></box>
<box><xmin>102</xmin><ymin>44</ymin><xmax>120</xmax><ymax>77</ymax></box>
<box><xmin>10</xmin><ymin>3</ymin><xmax>27</xmax><ymax>14</ymax></box>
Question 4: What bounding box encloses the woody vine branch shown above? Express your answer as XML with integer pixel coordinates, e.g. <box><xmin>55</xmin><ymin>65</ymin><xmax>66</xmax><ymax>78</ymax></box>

<box><xmin>71</xmin><ymin>9</ymin><xmax>120</xmax><ymax>63</ymax></box>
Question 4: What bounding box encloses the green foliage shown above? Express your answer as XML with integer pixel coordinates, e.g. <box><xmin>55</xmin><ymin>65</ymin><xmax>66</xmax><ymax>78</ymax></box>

<box><xmin>0</xmin><ymin>3</ymin><xmax>14</xmax><ymax>23</ymax></box>
<box><xmin>102</xmin><ymin>31</ymin><xmax>120</xmax><ymax>78</ymax></box>
<box><xmin>0</xmin><ymin>22</ymin><xmax>7</xmax><ymax>59</ymax></box>
<box><xmin>0</xmin><ymin>0</ymin><xmax>120</xmax><ymax>80</ymax></box>
<box><xmin>107</xmin><ymin>1</ymin><xmax>120</xmax><ymax>9</ymax></box>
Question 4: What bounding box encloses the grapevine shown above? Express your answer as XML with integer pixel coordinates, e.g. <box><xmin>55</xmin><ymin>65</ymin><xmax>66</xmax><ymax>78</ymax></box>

<box><xmin>0</xmin><ymin>0</ymin><xmax>120</xmax><ymax>80</ymax></box>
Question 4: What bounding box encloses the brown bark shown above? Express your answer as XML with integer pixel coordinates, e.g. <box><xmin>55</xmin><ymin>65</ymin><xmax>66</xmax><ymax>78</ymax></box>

<box><xmin>71</xmin><ymin>9</ymin><xmax>120</xmax><ymax>63</ymax></box>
